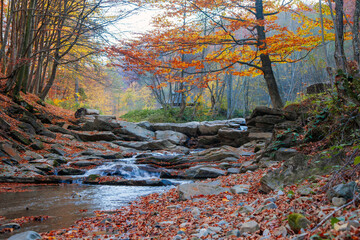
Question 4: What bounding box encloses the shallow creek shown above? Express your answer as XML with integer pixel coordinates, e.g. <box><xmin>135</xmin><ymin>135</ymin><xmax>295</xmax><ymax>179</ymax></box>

<box><xmin>0</xmin><ymin>153</ymin><xmax>186</xmax><ymax>239</ymax></box>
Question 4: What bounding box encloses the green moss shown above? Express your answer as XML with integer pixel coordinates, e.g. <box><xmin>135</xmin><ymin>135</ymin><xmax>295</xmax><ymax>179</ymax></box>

<box><xmin>87</xmin><ymin>174</ymin><xmax>100</xmax><ymax>181</ymax></box>
<box><xmin>53</xmin><ymin>160</ymin><xmax>60</xmax><ymax>167</ymax></box>
<box><xmin>288</xmin><ymin>213</ymin><xmax>311</xmax><ymax>233</ymax></box>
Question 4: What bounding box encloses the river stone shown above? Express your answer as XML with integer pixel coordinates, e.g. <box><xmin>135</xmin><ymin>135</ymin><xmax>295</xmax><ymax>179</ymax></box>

<box><xmin>240</xmin><ymin>221</ymin><xmax>260</xmax><ymax>234</ymax></box>
<box><xmin>177</xmin><ymin>181</ymin><xmax>228</xmax><ymax>200</ymax></box>
<box><xmin>327</xmin><ymin>181</ymin><xmax>359</xmax><ymax>201</ymax></box>
<box><xmin>184</xmin><ymin>166</ymin><xmax>226</xmax><ymax>179</ymax></box>
<box><xmin>155</xmin><ymin>130</ymin><xmax>187</xmax><ymax>145</ymax></box>
<box><xmin>8</xmin><ymin>231</ymin><xmax>42</xmax><ymax>240</ymax></box>
<box><xmin>151</xmin><ymin>122</ymin><xmax>199</xmax><ymax>137</ymax></box>
<box><xmin>0</xmin><ymin>223</ymin><xmax>21</xmax><ymax>230</ymax></box>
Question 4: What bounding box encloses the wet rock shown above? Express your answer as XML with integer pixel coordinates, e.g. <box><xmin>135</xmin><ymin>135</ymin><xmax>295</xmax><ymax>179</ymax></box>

<box><xmin>71</xmin><ymin>160</ymin><xmax>101</xmax><ymax>167</ymax></box>
<box><xmin>0</xmin><ymin>222</ymin><xmax>21</xmax><ymax>230</ymax></box>
<box><xmin>327</xmin><ymin>181</ymin><xmax>359</xmax><ymax>201</ymax></box>
<box><xmin>58</xmin><ymin>167</ymin><xmax>86</xmax><ymax>175</ymax></box>
<box><xmin>155</xmin><ymin>130</ymin><xmax>187</xmax><ymax>145</ymax></box>
<box><xmin>84</xmin><ymin>177</ymin><xmax>173</xmax><ymax>186</ymax></box>
<box><xmin>240</xmin><ymin>221</ymin><xmax>260</xmax><ymax>234</ymax></box>
<box><xmin>177</xmin><ymin>181</ymin><xmax>228</xmax><ymax>200</ymax></box>
<box><xmin>8</xmin><ymin>230</ymin><xmax>42</xmax><ymax>240</ymax></box>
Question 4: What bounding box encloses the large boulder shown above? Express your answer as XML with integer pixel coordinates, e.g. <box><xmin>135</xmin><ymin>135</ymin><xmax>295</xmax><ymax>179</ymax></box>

<box><xmin>327</xmin><ymin>182</ymin><xmax>359</xmax><ymax>201</ymax></box>
<box><xmin>217</xmin><ymin>128</ymin><xmax>249</xmax><ymax>147</ymax></box>
<box><xmin>151</xmin><ymin>122</ymin><xmax>199</xmax><ymax>137</ymax></box>
<box><xmin>177</xmin><ymin>181</ymin><xmax>229</xmax><ymax>200</ymax></box>
<box><xmin>115</xmin><ymin>120</ymin><xmax>155</xmax><ymax>141</ymax></box>
<box><xmin>75</xmin><ymin>108</ymin><xmax>100</xmax><ymax>118</ymax></box>
<box><xmin>260</xmin><ymin>152</ymin><xmax>344</xmax><ymax>193</ymax></box>
<box><xmin>198</xmin><ymin>123</ymin><xmax>226</xmax><ymax>135</ymax></box>
<box><xmin>155</xmin><ymin>130</ymin><xmax>187</xmax><ymax>145</ymax></box>
<box><xmin>198</xmin><ymin>135</ymin><xmax>221</xmax><ymax>148</ymax></box>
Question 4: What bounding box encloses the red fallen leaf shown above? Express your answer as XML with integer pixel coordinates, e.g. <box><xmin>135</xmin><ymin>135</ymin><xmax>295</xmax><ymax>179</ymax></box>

<box><xmin>79</xmin><ymin>209</ymin><xmax>88</xmax><ymax>212</ymax></box>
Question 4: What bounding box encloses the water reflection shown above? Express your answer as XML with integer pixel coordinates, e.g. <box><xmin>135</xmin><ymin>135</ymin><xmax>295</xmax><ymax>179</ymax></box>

<box><xmin>0</xmin><ymin>184</ymin><xmax>171</xmax><ymax>239</ymax></box>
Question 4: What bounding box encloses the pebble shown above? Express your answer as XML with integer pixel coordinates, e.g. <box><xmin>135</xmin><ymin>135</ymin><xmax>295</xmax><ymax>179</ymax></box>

<box><xmin>239</xmin><ymin>221</ymin><xmax>260</xmax><ymax>234</ymax></box>
<box><xmin>226</xmin><ymin>229</ymin><xmax>241</xmax><ymax>237</ymax></box>
<box><xmin>332</xmin><ymin>197</ymin><xmax>346</xmax><ymax>207</ymax></box>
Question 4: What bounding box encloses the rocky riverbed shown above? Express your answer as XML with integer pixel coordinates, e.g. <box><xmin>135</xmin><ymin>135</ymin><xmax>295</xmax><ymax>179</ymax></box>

<box><xmin>1</xmin><ymin>94</ymin><xmax>359</xmax><ymax>239</ymax></box>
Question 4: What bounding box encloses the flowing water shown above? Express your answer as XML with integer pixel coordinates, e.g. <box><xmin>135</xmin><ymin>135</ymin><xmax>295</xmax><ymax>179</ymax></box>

<box><xmin>0</xmin><ymin>153</ymin><xmax>186</xmax><ymax>239</ymax></box>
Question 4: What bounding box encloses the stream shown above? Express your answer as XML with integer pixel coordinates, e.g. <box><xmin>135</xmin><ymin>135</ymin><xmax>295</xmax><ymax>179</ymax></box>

<box><xmin>0</xmin><ymin>153</ymin><xmax>187</xmax><ymax>239</ymax></box>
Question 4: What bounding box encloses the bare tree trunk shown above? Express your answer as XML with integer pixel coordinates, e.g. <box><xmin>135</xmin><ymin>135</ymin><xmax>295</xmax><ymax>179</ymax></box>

<box><xmin>353</xmin><ymin>0</ymin><xmax>360</xmax><ymax>66</ymax></box>
<box><xmin>333</xmin><ymin>0</ymin><xmax>347</xmax><ymax>72</ymax></box>
<box><xmin>255</xmin><ymin>0</ymin><xmax>283</xmax><ymax>109</ymax></box>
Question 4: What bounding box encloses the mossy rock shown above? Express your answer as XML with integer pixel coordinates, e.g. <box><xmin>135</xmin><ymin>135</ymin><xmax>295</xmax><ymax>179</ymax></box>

<box><xmin>87</xmin><ymin>174</ymin><xmax>100</xmax><ymax>181</ymax></box>
<box><xmin>288</xmin><ymin>213</ymin><xmax>311</xmax><ymax>233</ymax></box>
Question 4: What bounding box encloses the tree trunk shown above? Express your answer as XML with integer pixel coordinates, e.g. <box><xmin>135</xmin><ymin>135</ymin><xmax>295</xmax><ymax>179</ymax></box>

<box><xmin>353</xmin><ymin>0</ymin><xmax>360</xmax><ymax>66</ymax></box>
<box><xmin>255</xmin><ymin>0</ymin><xmax>283</xmax><ymax>109</ymax></box>
<box><xmin>40</xmin><ymin>60</ymin><xmax>59</xmax><ymax>100</ymax></box>
<box><xmin>333</xmin><ymin>0</ymin><xmax>347</xmax><ymax>72</ymax></box>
